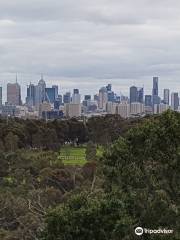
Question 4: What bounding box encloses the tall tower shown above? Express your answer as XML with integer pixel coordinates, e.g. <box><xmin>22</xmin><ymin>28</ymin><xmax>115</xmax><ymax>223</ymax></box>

<box><xmin>152</xmin><ymin>77</ymin><xmax>159</xmax><ymax>107</ymax></box>
<box><xmin>0</xmin><ymin>87</ymin><xmax>2</xmax><ymax>106</ymax></box>
<box><xmin>63</xmin><ymin>92</ymin><xmax>71</xmax><ymax>104</ymax></box>
<box><xmin>52</xmin><ymin>85</ymin><xmax>59</xmax><ymax>99</ymax></box>
<box><xmin>130</xmin><ymin>86</ymin><xmax>138</xmax><ymax>104</ymax></box>
<box><xmin>98</xmin><ymin>87</ymin><xmax>108</xmax><ymax>110</ymax></box>
<box><xmin>137</xmin><ymin>87</ymin><xmax>144</xmax><ymax>103</ymax></box>
<box><xmin>7</xmin><ymin>76</ymin><xmax>21</xmax><ymax>106</ymax></box>
<box><xmin>163</xmin><ymin>89</ymin><xmax>170</xmax><ymax>105</ymax></box>
<box><xmin>35</xmin><ymin>75</ymin><xmax>46</xmax><ymax>107</ymax></box>
<box><xmin>26</xmin><ymin>83</ymin><xmax>36</xmax><ymax>107</ymax></box>
<box><xmin>171</xmin><ymin>92</ymin><xmax>179</xmax><ymax>111</ymax></box>
<box><xmin>72</xmin><ymin>89</ymin><xmax>81</xmax><ymax>104</ymax></box>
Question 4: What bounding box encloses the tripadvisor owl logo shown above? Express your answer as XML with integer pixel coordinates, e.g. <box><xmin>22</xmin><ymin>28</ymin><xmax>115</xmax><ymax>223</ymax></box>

<box><xmin>135</xmin><ymin>227</ymin><xmax>174</xmax><ymax>236</ymax></box>
<box><xmin>135</xmin><ymin>227</ymin><xmax>144</xmax><ymax>236</ymax></box>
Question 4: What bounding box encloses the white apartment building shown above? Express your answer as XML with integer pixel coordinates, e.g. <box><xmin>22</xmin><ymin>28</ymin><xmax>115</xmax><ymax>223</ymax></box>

<box><xmin>98</xmin><ymin>87</ymin><xmax>108</xmax><ymax>111</ymax></box>
<box><xmin>64</xmin><ymin>103</ymin><xmax>81</xmax><ymax>118</ymax></box>
<box><xmin>106</xmin><ymin>102</ymin><xmax>117</xmax><ymax>114</ymax></box>
<box><xmin>130</xmin><ymin>102</ymin><xmax>144</xmax><ymax>115</ymax></box>
<box><xmin>154</xmin><ymin>103</ymin><xmax>170</xmax><ymax>114</ymax></box>
<box><xmin>117</xmin><ymin>102</ymin><xmax>130</xmax><ymax>118</ymax></box>
<box><xmin>72</xmin><ymin>94</ymin><xmax>81</xmax><ymax>104</ymax></box>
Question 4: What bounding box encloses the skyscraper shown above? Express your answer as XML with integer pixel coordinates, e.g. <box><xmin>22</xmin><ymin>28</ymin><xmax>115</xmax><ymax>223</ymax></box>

<box><xmin>45</xmin><ymin>87</ymin><xmax>56</xmax><ymax>103</ymax></box>
<box><xmin>26</xmin><ymin>83</ymin><xmax>35</xmax><ymax>107</ymax></box>
<box><xmin>152</xmin><ymin>77</ymin><xmax>160</xmax><ymax>107</ymax></box>
<box><xmin>54</xmin><ymin>95</ymin><xmax>62</xmax><ymax>110</ymax></box>
<box><xmin>130</xmin><ymin>86</ymin><xmax>138</xmax><ymax>103</ymax></box>
<box><xmin>153</xmin><ymin>77</ymin><xmax>158</xmax><ymax>96</ymax></box>
<box><xmin>72</xmin><ymin>89</ymin><xmax>81</xmax><ymax>104</ymax></box>
<box><xmin>63</xmin><ymin>92</ymin><xmax>71</xmax><ymax>104</ymax></box>
<box><xmin>35</xmin><ymin>77</ymin><xmax>46</xmax><ymax>107</ymax></box>
<box><xmin>0</xmin><ymin>87</ymin><xmax>2</xmax><ymax>106</ymax></box>
<box><xmin>171</xmin><ymin>92</ymin><xmax>179</xmax><ymax>111</ymax></box>
<box><xmin>84</xmin><ymin>95</ymin><xmax>91</xmax><ymax>101</ymax></box>
<box><xmin>163</xmin><ymin>89</ymin><xmax>170</xmax><ymax>105</ymax></box>
<box><xmin>145</xmin><ymin>95</ymin><xmax>152</xmax><ymax>107</ymax></box>
<box><xmin>7</xmin><ymin>82</ymin><xmax>21</xmax><ymax>106</ymax></box>
<box><xmin>106</xmin><ymin>84</ymin><xmax>112</xmax><ymax>92</ymax></box>
<box><xmin>73</xmin><ymin>89</ymin><xmax>79</xmax><ymax>94</ymax></box>
<box><xmin>52</xmin><ymin>85</ymin><xmax>59</xmax><ymax>99</ymax></box>
<box><xmin>94</xmin><ymin>94</ymin><xmax>99</xmax><ymax>102</ymax></box>
<box><xmin>98</xmin><ymin>87</ymin><xmax>108</xmax><ymax>110</ymax></box>
<box><xmin>137</xmin><ymin>87</ymin><xmax>144</xmax><ymax>103</ymax></box>
<box><xmin>38</xmin><ymin>78</ymin><xmax>46</xmax><ymax>102</ymax></box>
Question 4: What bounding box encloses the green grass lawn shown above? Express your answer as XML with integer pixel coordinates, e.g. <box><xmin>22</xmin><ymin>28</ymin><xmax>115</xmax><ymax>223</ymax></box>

<box><xmin>59</xmin><ymin>145</ymin><xmax>104</xmax><ymax>166</ymax></box>
<box><xmin>59</xmin><ymin>146</ymin><xmax>87</xmax><ymax>166</ymax></box>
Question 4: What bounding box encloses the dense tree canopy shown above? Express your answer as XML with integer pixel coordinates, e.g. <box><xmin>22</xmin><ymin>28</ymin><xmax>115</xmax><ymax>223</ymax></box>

<box><xmin>0</xmin><ymin>115</ymin><xmax>134</xmax><ymax>151</ymax></box>
<box><xmin>42</xmin><ymin>111</ymin><xmax>180</xmax><ymax>240</ymax></box>
<box><xmin>40</xmin><ymin>192</ymin><xmax>133</xmax><ymax>240</ymax></box>
<box><xmin>1</xmin><ymin>112</ymin><xmax>179</xmax><ymax>239</ymax></box>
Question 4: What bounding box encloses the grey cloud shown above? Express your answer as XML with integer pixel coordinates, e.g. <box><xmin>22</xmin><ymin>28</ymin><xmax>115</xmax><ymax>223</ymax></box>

<box><xmin>0</xmin><ymin>0</ymin><xmax>180</xmax><ymax>102</ymax></box>
<box><xmin>0</xmin><ymin>0</ymin><xmax>179</xmax><ymax>24</ymax></box>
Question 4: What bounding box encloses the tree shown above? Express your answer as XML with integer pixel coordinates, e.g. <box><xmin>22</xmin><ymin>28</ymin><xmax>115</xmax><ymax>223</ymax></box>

<box><xmin>4</xmin><ymin>132</ymin><xmax>19</xmax><ymax>152</ymax></box>
<box><xmin>87</xmin><ymin>115</ymin><xmax>128</xmax><ymax>146</ymax></box>
<box><xmin>40</xmin><ymin>193</ymin><xmax>133</xmax><ymax>240</ymax></box>
<box><xmin>85</xmin><ymin>141</ymin><xmax>97</xmax><ymax>161</ymax></box>
<box><xmin>101</xmin><ymin>110</ymin><xmax>180</xmax><ymax>239</ymax></box>
<box><xmin>0</xmin><ymin>140</ymin><xmax>4</xmax><ymax>152</ymax></box>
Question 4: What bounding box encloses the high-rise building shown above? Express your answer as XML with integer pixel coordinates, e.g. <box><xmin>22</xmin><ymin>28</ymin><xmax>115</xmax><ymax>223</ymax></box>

<box><xmin>163</xmin><ymin>89</ymin><xmax>170</xmax><ymax>105</ymax></box>
<box><xmin>106</xmin><ymin>84</ymin><xmax>112</xmax><ymax>92</ymax></box>
<box><xmin>63</xmin><ymin>92</ymin><xmax>71</xmax><ymax>104</ymax></box>
<box><xmin>153</xmin><ymin>77</ymin><xmax>158</xmax><ymax>96</ymax></box>
<box><xmin>26</xmin><ymin>83</ymin><xmax>35</xmax><ymax>107</ymax></box>
<box><xmin>94</xmin><ymin>94</ymin><xmax>99</xmax><ymax>102</ymax></box>
<box><xmin>130</xmin><ymin>102</ymin><xmax>144</xmax><ymax>115</ymax></box>
<box><xmin>145</xmin><ymin>95</ymin><xmax>152</xmax><ymax>107</ymax></box>
<box><xmin>130</xmin><ymin>86</ymin><xmax>144</xmax><ymax>104</ymax></box>
<box><xmin>73</xmin><ymin>89</ymin><xmax>79</xmax><ymax>94</ymax></box>
<box><xmin>84</xmin><ymin>95</ymin><xmax>91</xmax><ymax>101</ymax></box>
<box><xmin>106</xmin><ymin>102</ymin><xmax>117</xmax><ymax>114</ymax></box>
<box><xmin>7</xmin><ymin>82</ymin><xmax>21</xmax><ymax>106</ymax></box>
<box><xmin>45</xmin><ymin>87</ymin><xmax>56</xmax><ymax>103</ymax></box>
<box><xmin>54</xmin><ymin>95</ymin><xmax>62</xmax><ymax>110</ymax></box>
<box><xmin>83</xmin><ymin>95</ymin><xmax>91</xmax><ymax>108</ymax></box>
<box><xmin>171</xmin><ymin>92</ymin><xmax>179</xmax><ymax>111</ymax></box>
<box><xmin>152</xmin><ymin>77</ymin><xmax>159</xmax><ymax>107</ymax></box>
<box><xmin>130</xmin><ymin>86</ymin><xmax>138</xmax><ymax>103</ymax></box>
<box><xmin>72</xmin><ymin>89</ymin><xmax>81</xmax><ymax>104</ymax></box>
<box><xmin>64</xmin><ymin>103</ymin><xmax>81</xmax><ymax>118</ymax></box>
<box><xmin>108</xmin><ymin>91</ymin><xmax>115</xmax><ymax>102</ymax></box>
<box><xmin>38</xmin><ymin>78</ymin><xmax>46</xmax><ymax>102</ymax></box>
<box><xmin>98</xmin><ymin>87</ymin><xmax>108</xmax><ymax>110</ymax></box>
<box><xmin>154</xmin><ymin>103</ymin><xmax>170</xmax><ymax>114</ymax></box>
<box><xmin>0</xmin><ymin>87</ymin><xmax>2</xmax><ymax>106</ymax></box>
<box><xmin>117</xmin><ymin>103</ymin><xmax>130</xmax><ymax>119</ymax></box>
<box><xmin>137</xmin><ymin>87</ymin><xmax>144</xmax><ymax>103</ymax></box>
<box><xmin>52</xmin><ymin>85</ymin><xmax>59</xmax><ymax>99</ymax></box>
<box><xmin>35</xmin><ymin>77</ymin><xmax>46</xmax><ymax>107</ymax></box>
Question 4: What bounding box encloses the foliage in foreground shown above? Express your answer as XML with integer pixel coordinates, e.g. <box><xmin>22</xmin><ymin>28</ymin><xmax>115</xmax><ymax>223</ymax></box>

<box><xmin>40</xmin><ymin>192</ymin><xmax>133</xmax><ymax>240</ymax></box>
<box><xmin>41</xmin><ymin>111</ymin><xmax>180</xmax><ymax>240</ymax></box>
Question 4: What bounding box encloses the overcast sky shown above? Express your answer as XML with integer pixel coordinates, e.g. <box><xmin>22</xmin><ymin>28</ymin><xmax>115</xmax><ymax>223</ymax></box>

<box><xmin>0</xmin><ymin>0</ymin><xmax>180</xmax><ymax>101</ymax></box>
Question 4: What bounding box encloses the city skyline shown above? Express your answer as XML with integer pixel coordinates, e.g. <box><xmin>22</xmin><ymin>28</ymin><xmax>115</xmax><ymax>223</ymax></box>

<box><xmin>2</xmin><ymin>75</ymin><xmax>180</xmax><ymax>105</ymax></box>
<box><xmin>1</xmin><ymin>75</ymin><xmax>179</xmax><ymax>120</ymax></box>
<box><xmin>1</xmin><ymin>74</ymin><xmax>180</xmax><ymax>103</ymax></box>
<box><xmin>1</xmin><ymin>0</ymin><xmax>180</xmax><ymax>97</ymax></box>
